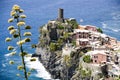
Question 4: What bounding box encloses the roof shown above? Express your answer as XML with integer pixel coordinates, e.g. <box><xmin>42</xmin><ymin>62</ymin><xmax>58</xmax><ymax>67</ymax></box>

<box><xmin>93</xmin><ymin>53</ymin><xmax>107</xmax><ymax>56</ymax></box>
<box><xmin>77</xmin><ymin>38</ymin><xmax>89</xmax><ymax>42</ymax></box>
<box><xmin>100</xmin><ymin>34</ymin><xmax>107</xmax><ymax>38</ymax></box>
<box><xmin>85</xmin><ymin>25</ymin><xmax>96</xmax><ymax>27</ymax></box>
<box><xmin>78</xmin><ymin>25</ymin><xmax>86</xmax><ymax>28</ymax></box>
<box><xmin>91</xmin><ymin>31</ymin><xmax>101</xmax><ymax>36</ymax></box>
<box><xmin>74</xmin><ymin>29</ymin><xmax>89</xmax><ymax>33</ymax></box>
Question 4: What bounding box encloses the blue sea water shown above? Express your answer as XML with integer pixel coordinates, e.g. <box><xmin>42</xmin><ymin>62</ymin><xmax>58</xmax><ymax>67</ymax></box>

<box><xmin>0</xmin><ymin>0</ymin><xmax>120</xmax><ymax>80</ymax></box>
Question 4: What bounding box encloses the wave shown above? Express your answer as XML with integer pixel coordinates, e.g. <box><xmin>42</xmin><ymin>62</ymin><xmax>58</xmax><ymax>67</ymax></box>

<box><xmin>101</xmin><ymin>22</ymin><xmax>120</xmax><ymax>33</ymax></box>
<box><xmin>25</xmin><ymin>55</ymin><xmax>52</xmax><ymax>80</ymax></box>
<box><xmin>111</xmin><ymin>11</ymin><xmax>120</xmax><ymax>20</ymax></box>
<box><xmin>4</xmin><ymin>53</ymin><xmax>11</xmax><ymax>57</ymax></box>
<box><xmin>4</xmin><ymin>51</ymin><xmax>17</xmax><ymax>57</ymax></box>
<box><xmin>2</xmin><ymin>63</ymin><xmax>6</xmax><ymax>67</ymax></box>
<box><xmin>112</xmin><ymin>29</ymin><xmax>120</xmax><ymax>32</ymax></box>
<box><xmin>101</xmin><ymin>22</ymin><xmax>107</xmax><ymax>29</ymax></box>
<box><xmin>4</xmin><ymin>47</ymin><xmax>17</xmax><ymax>57</ymax></box>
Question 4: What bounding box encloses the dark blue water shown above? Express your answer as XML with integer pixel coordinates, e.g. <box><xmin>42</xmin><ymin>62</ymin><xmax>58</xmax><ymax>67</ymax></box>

<box><xmin>0</xmin><ymin>0</ymin><xmax>120</xmax><ymax>80</ymax></box>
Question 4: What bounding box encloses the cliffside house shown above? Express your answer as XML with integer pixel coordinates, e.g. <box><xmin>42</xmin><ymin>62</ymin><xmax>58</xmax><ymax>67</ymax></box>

<box><xmin>104</xmin><ymin>37</ymin><xmax>117</xmax><ymax>49</ymax></box>
<box><xmin>85</xmin><ymin>25</ymin><xmax>98</xmax><ymax>32</ymax></box>
<box><xmin>92</xmin><ymin>52</ymin><xmax>107</xmax><ymax>64</ymax></box>
<box><xmin>73</xmin><ymin>29</ymin><xmax>90</xmax><ymax>47</ymax></box>
<box><xmin>86</xmin><ymin>50</ymin><xmax>109</xmax><ymax>64</ymax></box>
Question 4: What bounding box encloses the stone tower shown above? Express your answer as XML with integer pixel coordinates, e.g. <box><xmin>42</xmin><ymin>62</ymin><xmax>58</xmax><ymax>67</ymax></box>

<box><xmin>57</xmin><ymin>8</ymin><xmax>64</xmax><ymax>22</ymax></box>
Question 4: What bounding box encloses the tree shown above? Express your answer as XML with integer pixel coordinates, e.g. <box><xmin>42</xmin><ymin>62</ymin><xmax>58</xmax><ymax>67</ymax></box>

<box><xmin>66</xmin><ymin>20</ymin><xmax>78</xmax><ymax>29</ymax></box>
<box><xmin>6</xmin><ymin>5</ymin><xmax>33</xmax><ymax>80</ymax></box>
<box><xmin>56</xmin><ymin>38</ymin><xmax>63</xmax><ymax>49</ymax></box>
<box><xmin>83</xmin><ymin>55</ymin><xmax>91</xmax><ymax>63</ymax></box>
<box><xmin>57</xmin><ymin>24</ymin><xmax>64</xmax><ymax>29</ymax></box>
<box><xmin>97</xmin><ymin>28</ymin><xmax>103</xmax><ymax>33</ymax></box>
<box><xmin>72</xmin><ymin>40</ymin><xmax>76</xmax><ymax>46</ymax></box>
<box><xmin>78</xmin><ymin>64</ymin><xmax>91</xmax><ymax>79</ymax></box>
<box><xmin>49</xmin><ymin>42</ymin><xmax>57</xmax><ymax>51</ymax></box>
<box><xmin>63</xmin><ymin>55</ymin><xmax>71</xmax><ymax>67</ymax></box>
<box><xmin>80</xmin><ymin>68</ymin><xmax>91</xmax><ymax>79</ymax></box>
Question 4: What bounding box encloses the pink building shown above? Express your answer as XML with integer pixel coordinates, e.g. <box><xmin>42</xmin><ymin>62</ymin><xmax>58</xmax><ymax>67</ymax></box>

<box><xmin>85</xmin><ymin>25</ymin><xmax>97</xmax><ymax>32</ymax></box>
<box><xmin>92</xmin><ymin>53</ymin><xmax>107</xmax><ymax>64</ymax></box>
<box><xmin>76</xmin><ymin>39</ymin><xmax>89</xmax><ymax>47</ymax></box>
<box><xmin>73</xmin><ymin>29</ymin><xmax>90</xmax><ymax>47</ymax></box>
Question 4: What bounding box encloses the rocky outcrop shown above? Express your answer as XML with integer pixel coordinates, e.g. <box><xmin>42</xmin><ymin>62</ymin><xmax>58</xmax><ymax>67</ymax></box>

<box><xmin>35</xmin><ymin>46</ymin><xmax>84</xmax><ymax>80</ymax></box>
<box><xmin>35</xmin><ymin>9</ymin><xmax>108</xmax><ymax>80</ymax></box>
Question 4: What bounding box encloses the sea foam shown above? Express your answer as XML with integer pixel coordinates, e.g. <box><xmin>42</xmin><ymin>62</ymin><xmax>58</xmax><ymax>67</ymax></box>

<box><xmin>25</xmin><ymin>55</ymin><xmax>52</xmax><ymax>80</ymax></box>
<box><xmin>2</xmin><ymin>63</ymin><xmax>6</xmax><ymax>67</ymax></box>
<box><xmin>101</xmin><ymin>22</ymin><xmax>107</xmax><ymax>29</ymax></box>
<box><xmin>4</xmin><ymin>52</ymin><xmax>15</xmax><ymax>57</ymax></box>
<box><xmin>4</xmin><ymin>47</ymin><xmax>17</xmax><ymax>57</ymax></box>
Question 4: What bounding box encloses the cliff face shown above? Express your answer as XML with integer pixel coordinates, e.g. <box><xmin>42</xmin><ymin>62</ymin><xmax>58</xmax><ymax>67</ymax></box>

<box><xmin>35</xmin><ymin>47</ymin><xmax>83</xmax><ymax>80</ymax></box>
<box><xmin>36</xmin><ymin>47</ymin><xmax>62</xmax><ymax>79</ymax></box>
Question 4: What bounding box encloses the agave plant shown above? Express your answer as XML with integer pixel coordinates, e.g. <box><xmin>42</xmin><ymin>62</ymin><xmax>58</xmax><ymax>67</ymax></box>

<box><xmin>6</xmin><ymin>5</ymin><xmax>33</xmax><ymax>80</ymax></box>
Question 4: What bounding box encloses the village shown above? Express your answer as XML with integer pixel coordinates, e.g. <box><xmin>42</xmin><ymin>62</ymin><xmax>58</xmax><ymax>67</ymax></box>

<box><xmin>62</xmin><ymin>23</ymin><xmax>120</xmax><ymax>79</ymax></box>
<box><xmin>38</xmin><ymin>8</ymin><xmax>120</xmax><ymax>80</ymax></box>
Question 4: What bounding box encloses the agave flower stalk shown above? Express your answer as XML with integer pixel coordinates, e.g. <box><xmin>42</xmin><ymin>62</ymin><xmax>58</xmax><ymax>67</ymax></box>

<box><xmin>6</xmin><ymin>4</ymin><xmax>33</xmax><ymax>80</ymax></box>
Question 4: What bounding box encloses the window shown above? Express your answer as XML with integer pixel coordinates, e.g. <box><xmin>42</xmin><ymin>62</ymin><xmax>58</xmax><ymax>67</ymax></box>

<box><xmin>95</xmin><ymin>60</ymin><xmax>97</xmax><ymax>63</ymax></box>
<box><xmin>94</xmin><ymin>56</ymin><xmax>98</xmax><ymax>58</ymax></box>
<box><xmin>79</xmin><ymin>35</ymin><xmax>81</xmax><ymax>38</ymax></box>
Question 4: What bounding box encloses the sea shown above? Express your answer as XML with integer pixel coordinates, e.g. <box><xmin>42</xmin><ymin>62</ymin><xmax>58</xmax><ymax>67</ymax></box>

<box><xmin>0</xmin><ymin>0</ymin><xmax>120</xmax><ymax>80</ymax></box>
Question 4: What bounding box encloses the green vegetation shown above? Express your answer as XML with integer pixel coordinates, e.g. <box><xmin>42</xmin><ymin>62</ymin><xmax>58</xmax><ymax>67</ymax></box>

<box><xmin>67</xmin><ymin>20</ymin><xmax>78</xmax><ymax>29</ymax></box>
<box><xmin>63</xmin><ymin>55</ymin><xmax>72</xmax><ymax>80</ymax></box>
<box><xmin>57</xmin><ymin>24</ymin><xmax>64</xmax><ymax>29</ymax></box>
<box><xmin>6</xmin><ymin>5</ymin><xmax>35</xmax><ymax>80</ymax></box>
<box><xmin>63</xmin><ymin>55</ymin><xmax>71</xmax><ymax>67</ymax></box>
<box><xmin>49</xmin><ymin>42</ymin><xmax>57</xmax><ymax>51</ymax></box>
<box><xmin>80</xmin><ymin>68</ymin><xmax>91</xmax><ymax>79</ymax></box>
<box><xmin>83</xmin><ymin>55</ymin><xmax>91</xmax><ymax>63</ymax></box>
<box><xmin>114</xmin><ymin>77</ymin><xmax>120</xmax><ymax>80</ymax></box>
<box><xmin>72</xmin><ymin>40</ymin><xmax>76</xmax><ymax>46</ymax></box>
<box><xmin>57</xmin><ymin>38</ymin><xmax>63</xmax><ymax>49</ymax></box>
<box><xmin>75</xmin><ymin>63</ymin><xmax>92</xmax><ymax>80</ymax></box>
<box><xmin>97</xmin><ymin>28</ymin><xmax>103</xmax><ymax>33</ymax></box>
<box><xmin>77</xmin><ymin>64</ymin><xmax>92</xmax><ymax>79</ymax></box>
<box><xmin>63</xmin><ymin>32</ymin><xmax>69</xmax><ymax>40</ymax></box>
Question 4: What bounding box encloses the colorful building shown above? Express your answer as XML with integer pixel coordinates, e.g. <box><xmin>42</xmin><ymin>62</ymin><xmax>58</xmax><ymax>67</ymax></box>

<box><xmin>92</xmin><ymin>52</ymin><xmax>107</xmax><ymax>64</ymax></box>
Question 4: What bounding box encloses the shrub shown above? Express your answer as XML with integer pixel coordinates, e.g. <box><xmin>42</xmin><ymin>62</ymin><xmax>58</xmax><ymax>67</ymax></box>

<box><xmin>83</xmin><ymin>55</ymin><xmax>91</xmax><ymax>63</ymax></box>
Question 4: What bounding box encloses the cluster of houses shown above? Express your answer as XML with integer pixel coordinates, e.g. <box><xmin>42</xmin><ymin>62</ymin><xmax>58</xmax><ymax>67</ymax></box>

<box><xmin>62</xmin><ymin>24</ymin><xmax>120</xmax><ymax>78</ymax></box>
<box><xmin>41</xmin><ymin>8</ymin><xmax>120</xmax><ymax>78</ymax></box>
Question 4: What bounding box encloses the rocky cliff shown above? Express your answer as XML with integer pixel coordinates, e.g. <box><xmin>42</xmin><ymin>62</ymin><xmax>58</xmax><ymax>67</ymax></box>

<box><xmin>34</xmin><ymin>17</ymin><xmax>83</xmax><ymax>79</ymax></box>
<box><xmin>35</xmin><ymin>46</ymin><xmax>87</xmax><ymax>80</ymax></box>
